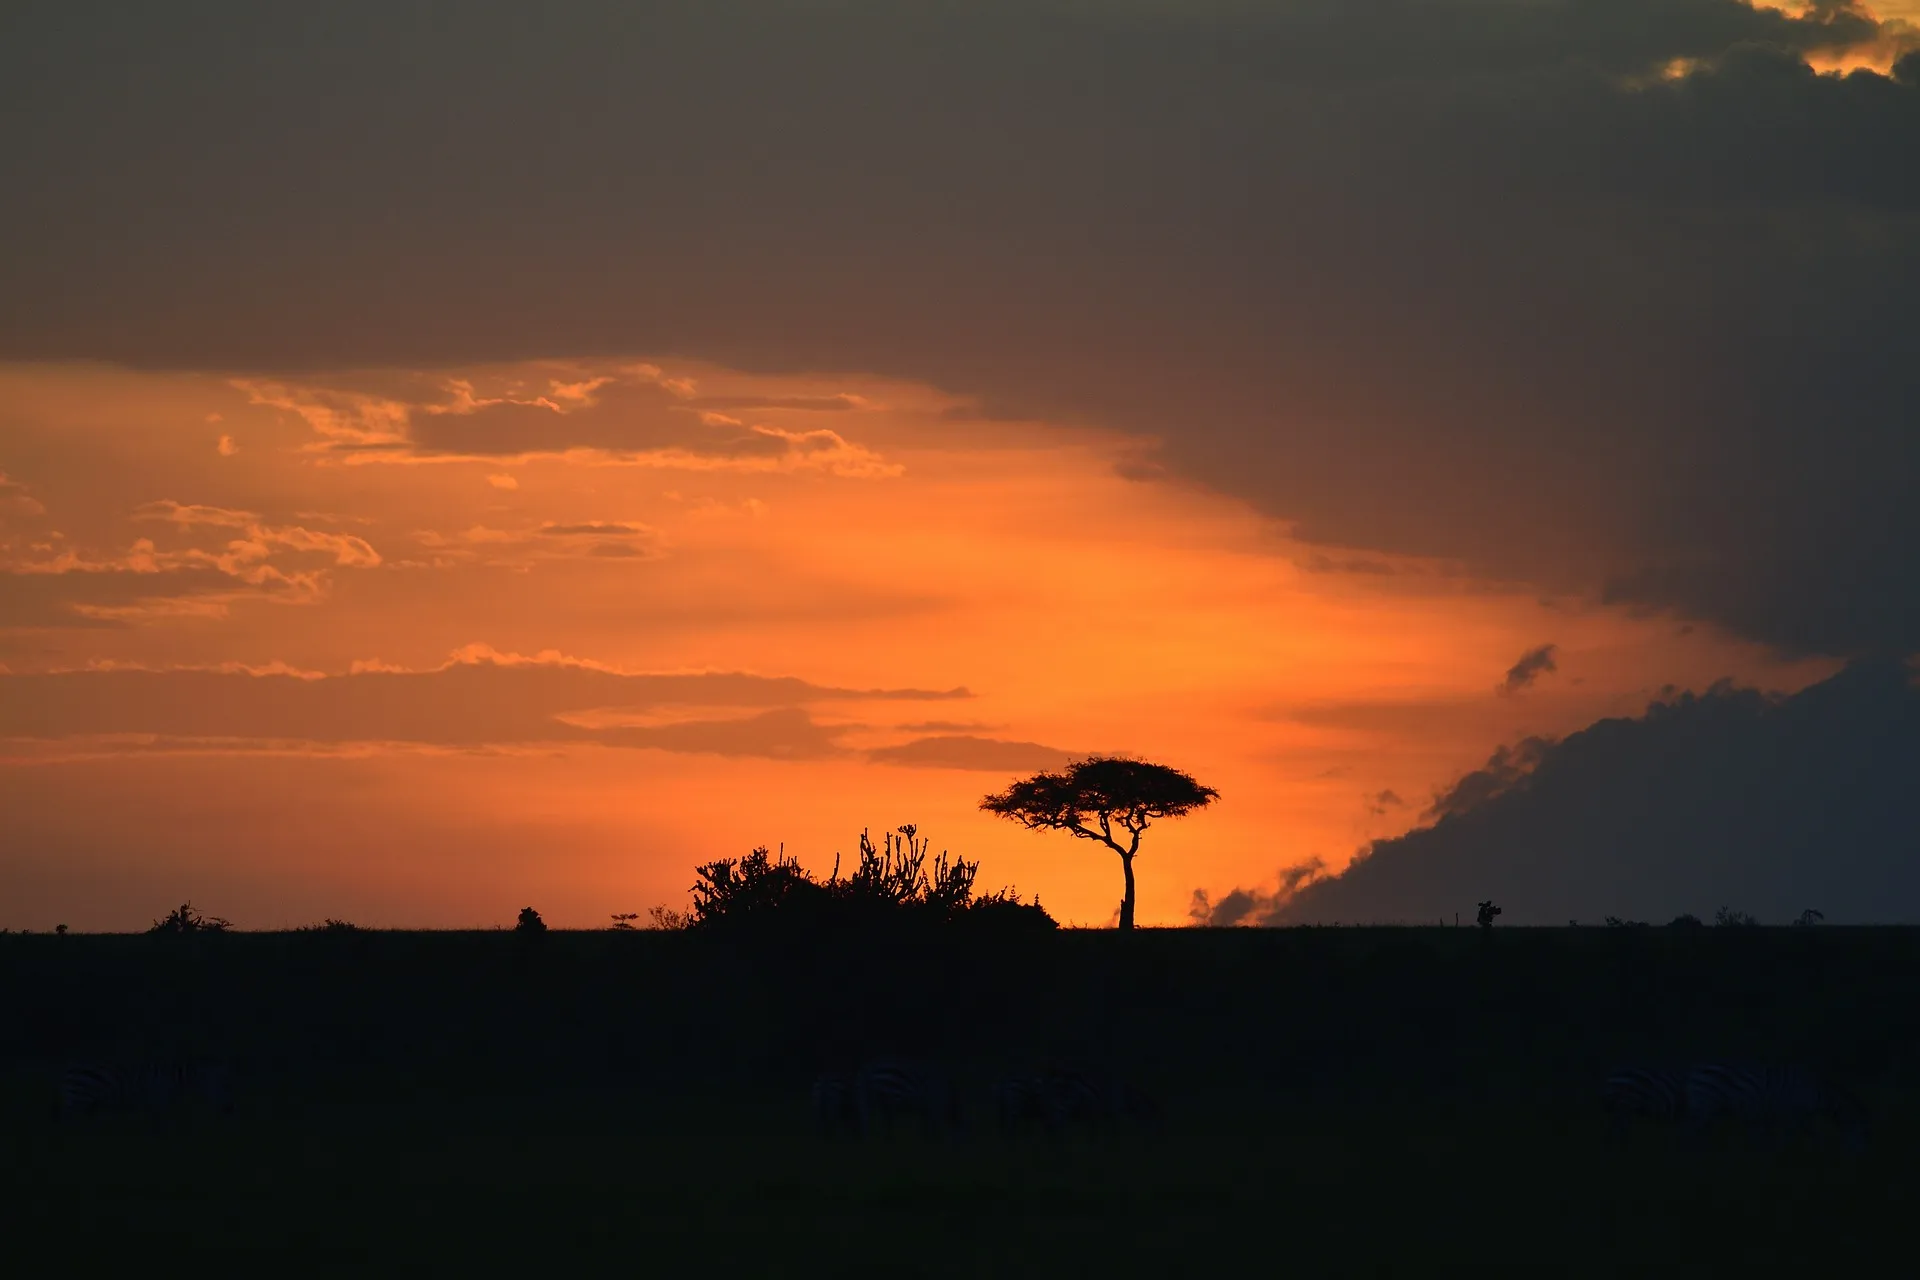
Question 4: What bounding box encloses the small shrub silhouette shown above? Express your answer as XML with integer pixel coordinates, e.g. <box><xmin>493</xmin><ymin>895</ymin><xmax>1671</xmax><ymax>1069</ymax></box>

<box><xmin>516</xmin><ymin>907</ymin><xmax>548</xmax><ymax>934</ymax></box>
<box><xmin>646</xmin><ymin>906</ymin><xmax>689</xmax><ymax>931</ymax></box>
<box><xmin>609</xmin><ymin>913</ymin><xmax>641</xmax><ymax>931</ymax></box>
<box><xmin>149</xmin><ymin>902</ymin><xmax>232</xmax><ymax>935</ymax></box>
<box><xmin>1668</xmin><ymin>914</ymin><xmax>1704</xmax><ymax>928</ymax></box>
<box><xmin>1604</xmin><ymin>917</ymin><xmax>1648</xmax><ymax>929</ymax></box>
<box><xmin>54</xmin><ymin>924</ymin><xmax>68</xmax><ymax>935</ymax></box>
<box><xmin>1476</xmin><ymin>900</ymin><xmax>1502</xmax><ymax>931</ymax></box>
<box><xmin>1793</xmin><ymin>909</ymin><xmax>1825</xmax><ymax>927</ymax></box>
<box><xmin>298</xmin><ymin>919</ymin><xmax>361</xmax><ymax>933</ymax></box>
<box><xmin>1714</xmin><ymin>907</ymin><xmax>1759</xmax><ymax>928</ymax></box>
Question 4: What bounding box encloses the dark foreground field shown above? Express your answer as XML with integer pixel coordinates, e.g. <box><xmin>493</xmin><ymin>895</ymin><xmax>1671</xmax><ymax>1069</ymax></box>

<box><xmin>3</xmin><ymin>927</ymin><xmax>1918</xmax><ymax>1272</ymax></box>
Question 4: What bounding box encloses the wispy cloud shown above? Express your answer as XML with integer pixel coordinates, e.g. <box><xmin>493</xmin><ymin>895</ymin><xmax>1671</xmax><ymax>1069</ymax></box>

<box><xmin>1497</xmin><ymin>643</ymin><xmax>1559</xmax><ymax>696</ymax></box>
<box><xmin>234</xmin><ymin>365</ymin><xmax>901</xmax><ymax>478</ymax></box>
<box><xmin>2</xmin><ymin>498</ymin><xmax>381</xmax><ymax>627</ymax></box>
<box><xmin>0</xmin><ymin>644</ymin><xmax>969</xmax><ymax>759</ymax></box>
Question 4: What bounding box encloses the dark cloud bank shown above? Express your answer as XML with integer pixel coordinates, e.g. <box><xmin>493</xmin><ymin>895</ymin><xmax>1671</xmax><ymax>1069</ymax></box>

<box><xmin>4</xmin><ymin>1</ymin><xmax>1918</xmax><ymax>655</ymax></box>
<box><xmin>1198</xmin><ymin>659</ymin><xmax>1920</xmax><ymax>925</ymax></box>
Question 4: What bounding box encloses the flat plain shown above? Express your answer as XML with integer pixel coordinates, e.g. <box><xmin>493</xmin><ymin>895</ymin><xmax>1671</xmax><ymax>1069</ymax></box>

<box><xmin>3</xmin><ymin>928</ymin><xmax>1912</xmax><ymax>1272</ymax></box>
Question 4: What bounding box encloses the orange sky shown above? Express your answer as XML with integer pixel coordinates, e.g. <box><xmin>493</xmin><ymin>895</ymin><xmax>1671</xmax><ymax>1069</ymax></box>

<box><xmin>0</xmin><ymin>359</ymin><xmax>1836</xmax><ymax>930</ymax></box>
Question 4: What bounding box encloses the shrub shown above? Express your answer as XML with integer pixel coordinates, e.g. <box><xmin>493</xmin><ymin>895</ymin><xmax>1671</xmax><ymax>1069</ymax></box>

<box><xmin>298</xmin><ymin>919</ymin><xmax>361</xmax><ymax>933</ymax></box>
<box><xmin>1476</xmin><ymin>900</ymin><xmax>1502</xmax><ymax>930</ymax></box>
<box><xmin>686</xmin><ymin>825</ymin><xmax>1056</xmax><ymax>934</ymax></box>
<box><xmin>645</xmin><ymin>906</ymin><xmax>689</xmax><ymax>931</ymax></box>
<box><xmin>149</xmin><ymin>902</ymin><xmax>232</xmax><ymax>935</ymax></box>
<box><xmin>1793</xmin><ymin>909</ymin><xmax>1825</xmax><ymax>927</ymax></box>
<box><xmin>1667</xmin><ymin>914</ymin><xmax>1704</xmax><ymax>928</ymax></box>
<box><xmin>962</xmin><ymin>886</ymin><xmax>1058</xmax><ymax>934</ymax></box>
<box><xmin>1714</xmin><ymin>907</ymin><xmax>1760</xmax><ymax>928</ymax></box>
<box><xmin>516</xmin><ymin>907</ymin><xmax>548</xmax><ymax>934</ymax></box>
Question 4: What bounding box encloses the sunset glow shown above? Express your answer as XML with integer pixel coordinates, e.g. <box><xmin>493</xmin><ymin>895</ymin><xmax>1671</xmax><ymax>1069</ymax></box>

<box><xmin>3</xmin><ymin>0</ymin><xmax>1916</xmax><ymax>931</ymax></box>
<box><xmin>0</xmin><ymin>361</ymin><xmax>1834</xmax><ymax>929</ymax></box>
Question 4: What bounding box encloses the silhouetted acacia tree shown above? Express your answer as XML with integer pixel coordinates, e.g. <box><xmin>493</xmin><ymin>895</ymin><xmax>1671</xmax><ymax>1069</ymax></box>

<box><xmin>981</xmin><ymin>757</ymin><xmax>1218</xmax><ymax>930</ymax></box>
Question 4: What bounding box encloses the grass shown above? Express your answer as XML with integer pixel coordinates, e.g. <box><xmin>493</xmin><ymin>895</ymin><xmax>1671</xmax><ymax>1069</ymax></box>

<box><xmin>3</xmin><ymin>927</ymin><xmax>1917</xmax><ymax>1271</ymax></box>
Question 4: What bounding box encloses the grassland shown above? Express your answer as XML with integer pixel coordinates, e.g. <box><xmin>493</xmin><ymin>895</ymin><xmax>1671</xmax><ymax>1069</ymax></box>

<box><xmin>3</xmin><ymin>927</ymin><xmax>1916</xmax><ymax>1272</ymax></box>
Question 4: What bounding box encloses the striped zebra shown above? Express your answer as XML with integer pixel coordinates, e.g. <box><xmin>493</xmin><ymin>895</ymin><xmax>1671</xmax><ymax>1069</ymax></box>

<box><xmin>853</xmin><ymin>1059</ymin><xmax>966</xmax><ymax>1139</ymax></box>
<box><xmin>1035</xmin><ymin>1064</ymin><xmax>1160</xmax><ymax>1135</ymax></box>
<box><xmin>1599</xmin><ymin>1065</ymin><xmax>1690</xmax><ymax>1137</ymax></box>
<box><xmin>57</xmin><ymin>1060</ymin><xmax>234</xmax><ymax>1120</ymax></box>
<box><xmin>810</xmin><ymin>1071</ymin><xmax>860</xmax><ymax>1138</ymax></box>
<box><xmin>1684</xmin><ymin>1063</ymin><xmax>1868</xmax><ymax>1152</ymax></box>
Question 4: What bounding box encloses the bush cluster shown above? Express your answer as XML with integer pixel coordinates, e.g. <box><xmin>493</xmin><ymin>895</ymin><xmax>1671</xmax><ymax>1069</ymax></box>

<box><xmin>686</xmin><ymin>825</ymin><xmax>1056</xmax><ymax>935</ymax></box>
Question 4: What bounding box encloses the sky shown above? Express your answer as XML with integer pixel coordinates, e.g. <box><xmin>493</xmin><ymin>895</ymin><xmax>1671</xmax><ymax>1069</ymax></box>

<box><xmin>2</xmin><ymin>2</ymin><xmax>1917</xmax><ymax>928</ymax></box>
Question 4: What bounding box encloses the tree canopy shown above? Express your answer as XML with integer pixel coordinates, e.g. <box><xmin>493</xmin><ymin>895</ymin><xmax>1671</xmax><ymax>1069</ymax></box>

<box><xmin>982</xmin><ymin>757</ymin><xmax>1218</xmax><ymax>929</ymax></box>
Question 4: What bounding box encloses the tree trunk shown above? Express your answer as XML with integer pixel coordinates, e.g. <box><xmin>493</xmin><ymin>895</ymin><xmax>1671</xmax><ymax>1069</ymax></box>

<box><xmin>1118</xmin><ymin>853</ymin><xmax>1136</xmax><ymax>930</ymax></box>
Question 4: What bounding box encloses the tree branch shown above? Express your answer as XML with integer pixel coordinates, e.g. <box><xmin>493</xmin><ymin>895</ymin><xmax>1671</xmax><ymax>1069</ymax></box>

<box><xmin>1065</xmin><ymin>818</ymin><xmax>1132</xmax><ymax>859</ymax></box>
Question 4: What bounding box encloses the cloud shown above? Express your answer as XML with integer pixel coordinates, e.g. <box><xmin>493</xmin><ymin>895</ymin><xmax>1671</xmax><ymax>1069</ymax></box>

<box><xmin>688</xmin><ymin>393</ymin><xmax>871</xmax><ymax>413</ymax></box>
<box><xmin>536</xmin><ymin>523</ymin><xmax>651</xmax><ymax>538</ymax></box>
<box><xmin>1497</xmin><ymin>643</ymin><xmax>1560</xmax><ymax>696</ymax></box>
<box><xmin>4</xmin><ymin>3</ymin><xmax>1919</xmax><ymax>652</ymax></box>
<box><xmin>865</xmin><ymin>734</ymin><xmax>1076</xmax><ymax>772</ymax></box>
<box><xmin>1249</xmin><ymin>658</ymin><xmax>1920</xmax><ymax>925</ymax></box>
<box><xmin>0</xmin><ymin>566</ymin><xmax>238</xmax><ymax>628</ymax></box>
<box><xmin>411</xmin><ymin>520</ymin><xmax>667</xmax><ymax>564</ymax></box>
<box><xmin>1364</xmin><ymin>789</ymin><xmax>1406</xmax><ymax>817</ymax></box>
<box><xmin>234</xmin><ymin>368</ymin><xmax>900</xmax><ymax>477</ymax></box>
<box><xmin>0</xmin><ymin>472</ymin><xmax>46</xmax><ymax>518</ymax></box>
<box><xmin>0</xmin><ymin>644</ymin><xmax>969</xmax><ymax>758</ymax></box>
<box><xmin>1188</xmin><ymin>858</ymin><xmax>1330</xmax><ymax>927</ymax></box>
<box><xmin>0</xmin><ymin>495</ymin><xmax>385</xmax><ymax>628</ymax></box>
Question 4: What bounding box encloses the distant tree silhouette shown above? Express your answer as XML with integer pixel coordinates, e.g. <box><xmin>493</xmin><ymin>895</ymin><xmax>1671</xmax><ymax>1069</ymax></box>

<box><xmin>982</xmin><ymin>757</ymin><xmax>1218</xmax><ymax>930</ymax></box>
<box><xmin>1669</xmin><ymin>913</ymin><xmax>1704</xmax><ymax>928</ymax></box>
<box><xmin>1476</xmin><ymin>900</ymin><xmax>1502</xmax><ymax>931</ymax></box>
<box><xmin>516</xmin><ymin>907</ymin><xmax>548</xmax><ymax>934</ymax></box>
<box><xmin>610</xmin><ymin>913</ymin><xmax>641</xmax><ymax>931</ymax></box>
<box><xmin>148</xmin><ymin>902</ymin><xmax>231</xmax><ymax>935</ymax></box>
<box><xmin>1714</xmin><ymin>907</ymin><xmax>1759</xmax><ymax>928</ymax></box>
<box><xmin>1794</xmin><ymin>909</ymin><xmax>1825</xmax><ymax>927</ymax></box>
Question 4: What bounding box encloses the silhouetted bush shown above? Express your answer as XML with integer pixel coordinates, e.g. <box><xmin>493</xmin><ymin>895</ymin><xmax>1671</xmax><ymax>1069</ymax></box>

<box><xmin>1714</xmin><ymin>907</ymin><xmax>1760</xmax><ymax>928</ymax></box>
<box><xmin>1476</xmin><ymin>900</ymin><xmax>1502</xmax><ymax>931</ymax></box>
<box><xmin>1604</xmin><ymin>916</ymin><xmax>1649</xmax><ymax>929</ymax></box>
<box><xmin>646</xmin><ymin>906</ymin><xmax>689</xmax><ymax>931</ymax></box>
<box><xmin>1794</xmin><ymin>909</ymin><xmax>1826</xmax><ymax>927</ymax></box>
<box><xmin>298</xmin><ymin>919</ymin><xmax>361</xmax><ymax>934</ymax></box>
<box><xmin>54</xmin><ymin>924</ymin><xmax>67</xmax><ymax>935</ymax></box>
<box><xmin>609</xmin><ymin>913</ymin><xmax>641</xmax><ymax>931</ymax></box>
<box><xmin>687</xmin><ymin>825</ymin><xmax>1055</xmax><ymax>935</ymax></box>
<box><xmin>516</xmin><ymin>907</ymin><xmax>548</xmax><ymax>934</ymax></box>
<box><xmin>1668</xmin><ymin>914</ymin><xmax>1704</xmax><ymax>928</ymax></box>
<box><xmin>149</xmin><ymin>902</ymin><xmax>232</xmax><ymax>935</ymax></box>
